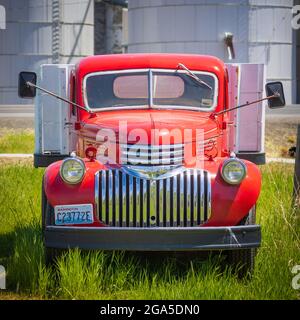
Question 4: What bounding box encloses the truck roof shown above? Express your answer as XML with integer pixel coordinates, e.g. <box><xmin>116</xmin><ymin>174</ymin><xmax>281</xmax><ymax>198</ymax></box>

<box><xmin>76</xmin><ymin>53</ymin><xmax>225</xmax><ymax>79</ymax></box>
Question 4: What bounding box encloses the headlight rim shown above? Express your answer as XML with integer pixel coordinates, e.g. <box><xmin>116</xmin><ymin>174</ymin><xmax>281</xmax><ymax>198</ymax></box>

<box><xmin>221</xmin><ymin>158</ymin><xmax>247</xmax><ymax>185</ymax></box>
<box><xmin>60</xmin><ymin>157</ymin><xmax>86</xmax><ymax>185</ymax></box>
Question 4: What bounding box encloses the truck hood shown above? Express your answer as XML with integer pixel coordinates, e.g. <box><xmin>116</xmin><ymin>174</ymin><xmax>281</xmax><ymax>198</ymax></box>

<box><xmin>81</xmin><ymin>109</ymin><xmax>219</xmax><ymax>144</ymax></box>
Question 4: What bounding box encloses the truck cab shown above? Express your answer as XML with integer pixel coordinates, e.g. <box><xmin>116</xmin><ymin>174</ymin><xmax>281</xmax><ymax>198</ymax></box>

<box><xmin>18</xmin><ymin>53</ymin><xmax>285</xmax><ymax>275</ymax></box>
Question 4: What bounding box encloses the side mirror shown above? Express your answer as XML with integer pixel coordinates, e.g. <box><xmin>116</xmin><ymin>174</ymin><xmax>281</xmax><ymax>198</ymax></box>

<box><xmin>265</xmin><ymin>81</ymin><xmax>286</xmax><ymax>109</ymax></box>
<box><xmin>18</xmin><ymin>72</ymin><xmax>37</xmax><ymax>98</ymax></box>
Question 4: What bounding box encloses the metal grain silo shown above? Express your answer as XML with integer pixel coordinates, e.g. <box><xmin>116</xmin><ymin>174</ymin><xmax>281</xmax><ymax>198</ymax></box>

<box><xmin>0</xmin><ymin>0</ymin><xmax>94</xmax><ymax>104</ymax></box>
<box><xmin>248</xmin><ymin>0</ymin><xmax>294</xmax><ymax>104</ymax></box>
<box><xmin>127</xmin><ymin>0</ymin><xmax>295</xmax><ymax>103</ymax></box>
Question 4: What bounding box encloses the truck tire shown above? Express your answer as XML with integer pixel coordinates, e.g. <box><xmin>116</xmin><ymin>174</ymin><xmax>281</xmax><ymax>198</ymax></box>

<box><xmin>227</xmin><ymin>206</ymin><xmax>257</xmax><ymax>278</ymax></box>
<box><xmin>42</xmin><ymin>178</ymin><xmax>65</xmax><ymax>266</ymax></box>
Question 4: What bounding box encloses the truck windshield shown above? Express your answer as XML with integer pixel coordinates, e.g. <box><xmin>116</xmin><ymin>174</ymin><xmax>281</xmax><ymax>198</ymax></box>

<box><xmin>84</xmin><ymin>69</ymin><xmax>217</xmax><ymax>111</ymax></box>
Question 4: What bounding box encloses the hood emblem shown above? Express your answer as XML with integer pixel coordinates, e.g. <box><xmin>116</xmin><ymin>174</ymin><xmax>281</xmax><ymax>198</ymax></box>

<box><xmin>119</xmin><ymin>165</ymin><xmax>186</xmax><ymax>180</ymax></box>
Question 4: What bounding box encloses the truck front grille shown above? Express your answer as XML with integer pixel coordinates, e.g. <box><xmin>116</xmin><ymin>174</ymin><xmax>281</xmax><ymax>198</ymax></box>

<box><xmin>95</xmin><ymin>168</ymin><xmax>211</xmax><ymax>227</ymax></box>
<box><xmin>120</xmin><ymin>143</ymin><xmax>184</xmax><ymax>165</ymax></box>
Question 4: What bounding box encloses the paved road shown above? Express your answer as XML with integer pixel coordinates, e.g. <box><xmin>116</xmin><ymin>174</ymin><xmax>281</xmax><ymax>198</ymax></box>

<box><xmin>265</xmin><ymin>104</ymin><xmax>300</xmax><ymax>119</ymax></box>
<box><xmin>0</xmin><ymin>104</ymin><xmax>34</xmax><ymax>118</ymax></box>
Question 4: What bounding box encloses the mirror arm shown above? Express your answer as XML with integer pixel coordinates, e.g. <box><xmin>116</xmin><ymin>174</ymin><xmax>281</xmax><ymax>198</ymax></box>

<box><xmin>26</xmin><ymin>81</ymin><xmax>93</xmax><ymax>114</ymax></box>
<box><xmin>212</xmin><ymin>94</ymin><xmax>278</xmax><ymax>117</ymax></box>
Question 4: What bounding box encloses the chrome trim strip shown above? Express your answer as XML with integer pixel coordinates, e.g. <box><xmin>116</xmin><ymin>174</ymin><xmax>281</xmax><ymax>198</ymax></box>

<box><xmin>166</xmin><ymin>177</ymin><xmax>171</xmax><ymax>227</ymax></box>
<box><xmin>120</xmin><ymin>157</ymin><xmax>183</xmax><ymax>165</ymax></box>
<box><xmin>94</xmin><ymin>171</ymin><xmax>100</xmax><ymax>220</ymax></box>
<box><xmin>101</xmin><ymin>171</ymin><xmax>106</xmax><ymax>224</ymax></box>
<box><xmin>186</xmin><ymin>170</ymin><xmax>191</xmax><ymax>227</ymax></box>
<box><xmin>136</xmin><ymin>176</ymin><xmax>140</xmax><ymax>227</ymax></box>
<box><xmin>108</xmin><ymin>170</ymin><xmax>113</xmax><ymax>225</ymax></box>
<box><xmin>120</xmin><ymin>143</ymin><xmax>185</xmax><ymax>150</ymax></box>
<box><xmin>193</xmin><ymin>169</ymin><xmax>198</xmax><ymax>227</ymax></box>
<box><xmin>142</xmin><ymin>178</ymin><xmax>147</xmax><ymax>227</ymax></box>
<box><xmin>200</xmin><ymin>170</ymin><xmax>205</xmax><ymax>220</ymax></box>
<box><xmin>172</xmin><ymin>177</ymin><xmax>176</xmax><ymax>227</ymax></box>
<box><xmin>83</xmin><ymin>68</ymin><xmax>219</xmax><ymax>112</ymax></box>
<box><xmin>207</xmin><ymin>171</ymin><xmax>212</xmax><ymax>220</ymax></box>
<box><xmin>122</xmin><ymin>171</ymin><xmax>126</xmax><ymax>227</ymax></box>
<box><xmin>115</xmin><ymin>170</ymin><xmax>120</xmax><ymax>227</ymax></box>
<box><xmin>179</xmin><ymin>171</ymin><xmax>184</xmax><ymax>227</ymax></box>
<box><xmin>150</xmin><ymin>180</ymin><xmax>156</xmax><ymax>226</ymax></box>
<box><xmin>129</xmin><ymin>174</ymin><xmax>134</xmax><ymax>227</ymax></box>
<box><xmin>122</xmin><ymin>149</ymin><xmax>184</xmax><ymax>157</ymax></box>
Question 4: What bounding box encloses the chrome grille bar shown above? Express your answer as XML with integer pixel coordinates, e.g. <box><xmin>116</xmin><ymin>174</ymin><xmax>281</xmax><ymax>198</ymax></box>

<box><xmin>95</xmin><ymin>168</ymin><xmax>211</xmax><ymax>227</ymax></box>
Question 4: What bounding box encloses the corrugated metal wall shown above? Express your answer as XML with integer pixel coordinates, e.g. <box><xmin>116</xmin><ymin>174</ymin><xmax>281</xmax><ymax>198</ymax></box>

<box><xmin>248</xmin><ymin>0</ymin><xmax>294</xmax><ymax>103</ymax></box>
<box><xmin>128</xmin><ymin>0</ymin><xmax>295</xmax><ymax>103</ymax></box>
<box><xmin>0</xmin><ymin>0</ymin><xmax>53</xmax><ymax>104</ymax></box>
<box><xmin>59</xmin><ymin>0</ymin><xmax>94</xmax><ymax>64</ymax></box>
<box><xmin>0</xmin><ymin>0</ymin><xmax>94</xmax><ymax>104</ymax></box>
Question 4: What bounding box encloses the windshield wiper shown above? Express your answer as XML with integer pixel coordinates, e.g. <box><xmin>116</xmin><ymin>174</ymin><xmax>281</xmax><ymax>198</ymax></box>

<box><xmin>177</xmin><ymin>63</ymin><xmax>213</xmax><ymax>91</ymax></box>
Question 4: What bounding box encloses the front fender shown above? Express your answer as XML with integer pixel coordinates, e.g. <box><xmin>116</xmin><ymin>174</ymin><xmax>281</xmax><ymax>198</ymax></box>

<box><xmin>44</xmin><ymin>159</ymin><xmax>105</xmax><ymax>225</ymax></box>
<box><xmin>204</xmin><ymin>159</ymin><xmax>261</xmax><ymax>226</ymax></box>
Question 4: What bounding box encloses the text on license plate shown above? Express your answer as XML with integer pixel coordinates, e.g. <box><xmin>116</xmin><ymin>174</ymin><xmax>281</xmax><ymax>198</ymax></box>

<box><xmin>54</xmin><ymin>204</ymin><xmax>94</xmax><ymax>225</ymax></box>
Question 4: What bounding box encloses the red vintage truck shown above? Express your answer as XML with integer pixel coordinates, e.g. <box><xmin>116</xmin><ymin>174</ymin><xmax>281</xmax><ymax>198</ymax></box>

<box><xmin>18</xmin><ymin>53</ymin><xmax>285</xmax><ymax>275</ymax></box>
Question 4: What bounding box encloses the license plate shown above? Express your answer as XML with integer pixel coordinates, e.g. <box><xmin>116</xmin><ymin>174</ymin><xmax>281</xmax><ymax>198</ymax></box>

<box><xmin>54</xmin><ymin>204</ymin><xmax>94</xmax><ymax>225</ymax></box>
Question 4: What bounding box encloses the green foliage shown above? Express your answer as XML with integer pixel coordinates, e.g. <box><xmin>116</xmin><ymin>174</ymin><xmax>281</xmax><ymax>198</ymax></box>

<box><xmin>0</xmin><ymin>130</ymin><xmax>34</xmax><ymax>154</ymax></box>
<box><xmin>0</xmin><ymin>162</ymin><xmax>299</xmax><ymax>299</ymax></box>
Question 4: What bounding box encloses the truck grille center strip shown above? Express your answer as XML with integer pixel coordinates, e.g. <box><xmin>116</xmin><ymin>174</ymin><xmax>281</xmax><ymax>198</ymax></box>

<box><xmin>95</xmin><ymin>169</ymin><xmax>211</xmax><ymax>227</ymax></box>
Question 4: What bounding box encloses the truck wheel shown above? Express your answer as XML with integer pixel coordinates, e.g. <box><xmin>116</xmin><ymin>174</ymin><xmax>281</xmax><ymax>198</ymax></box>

<box><xmin>45</xmin><ymin>247</ymin><xmax>65</xmax><ymax>266</ymax></box>
<box><xmin>42</xmin><ymin>179</ymin><xmax>65</xmax><ymax>266</ymax></box>
<box><xmin>227</xmin><ymin>206</ymin><xmax>257</xmax><ymax>278</ymax></box>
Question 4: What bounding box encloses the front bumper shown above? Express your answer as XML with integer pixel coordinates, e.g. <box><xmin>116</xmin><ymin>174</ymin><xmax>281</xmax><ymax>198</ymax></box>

<box><xmin>44</xmin><ymin>225</ymin><xmax>261</xmax><ymax>251</ymax></box>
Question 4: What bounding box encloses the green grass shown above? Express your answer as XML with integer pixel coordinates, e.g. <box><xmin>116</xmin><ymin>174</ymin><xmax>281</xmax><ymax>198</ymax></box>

<box><xmin>0</xmin><ymin>129</ymin><xmax>34</xmax><ymax>153</ymax></box>
<box><xmin>0</xmin><ymin>162</ymin><xmax>299</xmax><ymax>299</ymax></box>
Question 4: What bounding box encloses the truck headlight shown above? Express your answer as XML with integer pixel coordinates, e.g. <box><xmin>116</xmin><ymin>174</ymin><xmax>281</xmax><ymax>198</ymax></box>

<box><xmin>60</xmin><ymin>158</ymin><xmax>86</xmax><ymax>184</ymax></box>
<box><xmin>221</xmin><ymin>158</ymin><xmax>247</xmax><ymax>185</ymax></box>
